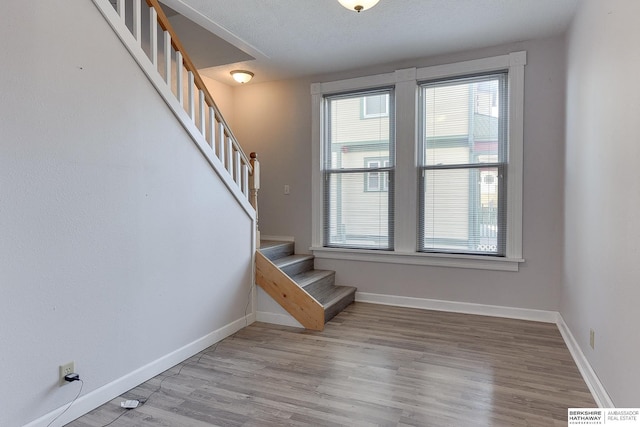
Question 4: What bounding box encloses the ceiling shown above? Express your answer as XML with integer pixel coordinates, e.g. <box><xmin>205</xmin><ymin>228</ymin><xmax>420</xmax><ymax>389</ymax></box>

<box><xmin>158</xmin><ymin>0</ymin><xmax>580</xmax><ymax>85</ymax></box>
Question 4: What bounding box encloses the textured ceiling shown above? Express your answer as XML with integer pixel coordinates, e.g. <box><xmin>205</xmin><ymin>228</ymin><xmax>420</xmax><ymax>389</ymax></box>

<box><xmin>158</xmin><ymin>0</ymin><xmax>580</xmax><ymax>85</ymax></box>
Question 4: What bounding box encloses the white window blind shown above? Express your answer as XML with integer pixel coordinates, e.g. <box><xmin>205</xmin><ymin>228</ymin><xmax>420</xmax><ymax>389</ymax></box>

<box><xmin>324</xmin><ymin>89</ymin><xmax>394</xmax><ymax>250</ymax></box>
<box><xmin>419</xmin><ymin>73</ymin><xmax>508</xmax><ymax>256</ymax></box>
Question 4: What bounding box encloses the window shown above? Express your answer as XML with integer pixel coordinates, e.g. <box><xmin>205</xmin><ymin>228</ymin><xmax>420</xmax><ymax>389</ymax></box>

<box><xmin>323</xmin><ymin>89</ymin><xmax>394</xmax><ymax>250</ymax></box>
<box><xmin>311</xmin><ymin>52</ymin><xmax>525</xmax><ymax>271</ymax></box>
<box><xmin>419</xmin><ymin>73</ymin><xmax>507</xmax><ymax>256</ymax></box>
<box><xmin>365</xmin><ymin>158</ymin><xmax>390</xmax><ymax>192</ymax></box>
<box><xmin>363</xmin><ymin>94</ymin><xmax>389</xmax><ymax>118</ymax></box>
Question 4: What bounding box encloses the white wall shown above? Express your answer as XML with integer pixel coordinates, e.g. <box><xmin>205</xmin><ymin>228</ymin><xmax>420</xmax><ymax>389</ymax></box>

<box><xmin>563</xmin><ymin>0</ymin><xmax>640</xmax><ymax>406</ymax></box>
<box><xmin>202</xmin><ymin>75</ymin><xmax>236</xmax><ymax>128</ymax></box>
<box><xmin>0</xmin><ymin>1</ymin><xmax>254</xmax><ymax>426</ymax></box>
<box><xmin>234</xmin><ymin>36</ymin><xmax>567</xmax><ymax>311</ymax></box>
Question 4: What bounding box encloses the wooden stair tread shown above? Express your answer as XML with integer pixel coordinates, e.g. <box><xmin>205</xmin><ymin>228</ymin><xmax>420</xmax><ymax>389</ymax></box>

<box><xmin>316</xmin><ymin>285</ymin><xmax>357</xmax><ymax>324</ymax></box>
<box><xmin>290</xmin><ymin>269</ymin><xmax>335</xmax><ymax>288</ymax></box>
<box><xmin>259</xmin><ymin>241</ymin><xmax>294</xmax><ymax>262</ymax></box>
<box><xmin>259</xmin><ymin>240</ymin><xmax>289</xmax><ymax>249</ymax></box>
<box><xmin>273</xmin><ymin>254</ymin><xmax>314</xmax><ymax>269</ymax></box>
<box><xmin>311</xmin><ymin>285</ymin><xmax>357</xmax><ymax>307</ymax></box>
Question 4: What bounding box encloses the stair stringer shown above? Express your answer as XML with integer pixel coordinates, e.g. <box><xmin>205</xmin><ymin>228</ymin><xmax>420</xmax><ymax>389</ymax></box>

<box><xmin>255</xmin><ymin>251</ymin><xmax>325</xmax><ymax>331</ymax></box>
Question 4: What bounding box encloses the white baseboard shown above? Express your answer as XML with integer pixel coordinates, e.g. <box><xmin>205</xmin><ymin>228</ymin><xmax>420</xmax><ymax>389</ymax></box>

<box><xmin>556</xmin><ymin>314</ymin><xmax>614</xmax><ymax>408</ymax></box>
<box><xmin>43</xmin><ymin>293</ymin><xmax>609</xmax><ymax>426</ymax></box>
<box><xmin>256</xmin><ymin>311</ymin><xmax>303</xmax><ymax>328</ymax></box>
<box><xmin>355</xmin><ymin>292</ymin><xmax>558</xmax><ymax>323</ymax></box>
<box><xmin>26</xmin><ymin>313</ymin><xmax>254</xmax><ymax>427</ymax></box>
<box><xmin>260</xmin><ymin>235</ymin><xmax>295</xmax><ymax>242</ymax></box>
<box><xmin>245</xmin><ymin>311</ymin><xmax>257</xmax><ymax>325</ymax></box>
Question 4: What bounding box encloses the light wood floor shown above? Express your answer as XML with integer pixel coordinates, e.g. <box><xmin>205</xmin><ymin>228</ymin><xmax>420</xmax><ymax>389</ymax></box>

<box><xmin>69</xmin><ymin>303</ymin><xmax>594</xmax><ymax>426</ymax></box>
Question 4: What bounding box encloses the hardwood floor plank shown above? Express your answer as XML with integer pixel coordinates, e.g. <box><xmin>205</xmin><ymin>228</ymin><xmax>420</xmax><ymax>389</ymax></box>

<box><xmin>69</xmin><ymin>303</ymin><xmax>595</xmax><ymax>426</ymax></box>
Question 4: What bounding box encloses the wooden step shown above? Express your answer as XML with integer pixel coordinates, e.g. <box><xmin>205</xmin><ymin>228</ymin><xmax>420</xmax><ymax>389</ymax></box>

<box><xmin>290</xmin><ymin>269</ymin><xmax>335</xmax><ymax>291</ymax></box>
<box><xmin>316</xmin><ymin>285</ymin><xmax>357</xmax><ymax>323</ymax></box>
<box><xmin>274</xmin><ymin>254</ymin><xmax>314</xmax><ymax>277</ymax></box>
<box><xmin>256</xmin><ymin>240</ymin><xmax>355</xmax><ymax>330</ymax></box>
<box><xmin>259</xmin><ymin>240</ymin><xmax>294</xmax><ymax>262</ymax></box>
<box><xmin>290</xmin><ymin>269</ymin><xmax>355</xmax><ymax>324</ymax></box>
<box><xmin>289</xmin><ymin>268</ymin><xmax>354</xmax><ymax>322</ymax></box>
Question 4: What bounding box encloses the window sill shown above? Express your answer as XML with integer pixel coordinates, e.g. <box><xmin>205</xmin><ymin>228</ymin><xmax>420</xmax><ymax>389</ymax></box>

<box><xmin>310</xmin><ymin>246</ymin><xmax>524</xmax><ymax>272</ymax></box>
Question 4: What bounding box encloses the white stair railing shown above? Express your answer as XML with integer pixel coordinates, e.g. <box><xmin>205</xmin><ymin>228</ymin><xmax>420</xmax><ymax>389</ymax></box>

<box><xmin>93</xmin><ymin>0</ymin><xmax>258</xmax><ymax>211</ymax></box>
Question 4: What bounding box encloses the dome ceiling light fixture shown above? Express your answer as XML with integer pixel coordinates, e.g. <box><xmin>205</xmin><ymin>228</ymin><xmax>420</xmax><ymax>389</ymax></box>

<box><xmin>230</xmin><ymin>70</ymin><xmax>254</xmax><ymax>84</ymax></box>
<box><xmin>338</xmin><ymin>0</ymin><xmax>380</xmax><ymax>12</ymax></box>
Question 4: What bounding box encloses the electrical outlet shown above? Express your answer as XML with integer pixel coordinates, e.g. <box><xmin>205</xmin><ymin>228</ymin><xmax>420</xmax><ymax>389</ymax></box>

<box><xmin>589</xmin><ymin>329</ymin><xmax>595</xmax><ymax>349</ymax></box>
<box><xmin>59</xmin><ymin>361</ymin><xmax>75</xmax><ymax>386</ymax></box>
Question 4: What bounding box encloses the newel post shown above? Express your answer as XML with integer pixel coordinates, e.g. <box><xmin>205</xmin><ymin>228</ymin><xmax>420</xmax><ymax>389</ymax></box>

<box><xmin>249</xmin><ymin>152</ymin><xmax>260</xmax><ymax>248</ymax></box>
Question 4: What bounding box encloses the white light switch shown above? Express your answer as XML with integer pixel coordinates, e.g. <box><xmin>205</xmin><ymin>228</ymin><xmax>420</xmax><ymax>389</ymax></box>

<box><xmin>284</xmin><ymin>184</ymin><xmax>290</xmax><ymax>195</ymax></box>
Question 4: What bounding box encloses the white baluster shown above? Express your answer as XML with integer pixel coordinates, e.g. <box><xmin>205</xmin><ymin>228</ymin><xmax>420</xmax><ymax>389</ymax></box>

<box><xmin>242</xmin><ymin>164</ymin><xmax>249</xmax><ymax>197</ymax></box>
<box><xmin>198</xmin><ymin>91</ymin><xmax>206</xmax><ymax>135</ymax></box>
<box><xmin>187</xmin><ymin>71</ymin><xmax>195</xmax><ymax>121</ymax></box>
<box><xmin>207</xmin><ymin>107</ymin><xmax>215</xmax><ymax>148</ymax></box>
<box><xmin>175</xmin><ymin>51</ymin><xmax>183</xmax><ymax>105</ymax></box>
<box><xmin>234</xmin><ymin>151</ymin><xmax>241</xmax><ymax>185</ymax></box>
<box><xmin>116</xmin><ymin>0</ymin><xmax>125</xmax><ymax>18</ymax></box>
<box><xmin>149</xmin><ymin>8</ymin><xmax>158</xmax><ymax>68</ymax></box>
<box><xmin>226</xmin><ymin>137</ymin><xmax>233</xmax><ymax>174</ymax></box>
<box><xmin>218</xmin><ymin>123</ymin><xmax>225</xmax><ymax>165</ymax></box>
<box><xmin>132</xmin><ymin>0</ymin><xmax>141</xmax><ymax>42</ymax></box>
<box><xmin>163</xmin><ymin>31</ymin><xmax>171</xmax><ymax>84</ymax></box>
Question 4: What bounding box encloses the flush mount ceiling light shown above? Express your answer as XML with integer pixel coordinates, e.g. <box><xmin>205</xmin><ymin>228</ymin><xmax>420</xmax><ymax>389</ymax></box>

<box><xmin>230</xmin><ymin>70</ymin><xmax>254</xmax><ymax>84</ymax></box>
<box><xmin>338</xmin><ymin>0</ymin><xmax>380</xmax><ymax>12</ymax></box>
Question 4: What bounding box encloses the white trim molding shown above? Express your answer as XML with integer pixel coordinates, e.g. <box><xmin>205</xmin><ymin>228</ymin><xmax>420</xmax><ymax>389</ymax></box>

<box><xmin>556</xmin><ymin>314</ymin><xmax>615</xmax><ymax>408</ymax></box>
<box><xmin>261</xmin><ymin>235</ymin><xmax>295</xmax><ymax>242</ymax></box>
<box><xmin>355</xmin><ymin>292</ymin><xmax>557</xmax><ymax>322</ymax></box>
<box><xmin>312</xmin><ymin>246</ymin><xmax>523</xmax><ymax>272</ymax></box>
<box><xmin>26</xmin><ymin>313</ymin><xmax>255</xmax><ymax>427</ymax></box>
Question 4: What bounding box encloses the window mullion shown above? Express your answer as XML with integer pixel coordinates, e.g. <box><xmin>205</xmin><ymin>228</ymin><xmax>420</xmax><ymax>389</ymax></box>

<box><xmin>392</xmin><ymin>71</ymin><xmax>418</xmax><ymax>253</ymax></box>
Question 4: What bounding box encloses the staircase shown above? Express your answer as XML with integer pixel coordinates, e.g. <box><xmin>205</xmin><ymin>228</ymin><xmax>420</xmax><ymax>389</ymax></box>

<box><xmin>95</xmin><ymin>0</ymin><xmax>352</xmax><ymax>331</ymax></box>
<box><xmin>256</xmin><ymin>241</ymin><xmax>356</xmax><ymax>331</ymax></box>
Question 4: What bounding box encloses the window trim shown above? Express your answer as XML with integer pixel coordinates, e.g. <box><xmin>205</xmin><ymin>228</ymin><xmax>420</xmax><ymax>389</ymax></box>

<box><xmin>311</xmin><ymin>52</ymin><xmax>525</xmax><ymax>271</ymax></box>
<box><xmin>322</xmin><ymin>88</ymin><xmax>395</xmax><ymax>250</ymax></box>
<box><xmin>309</xmin><ymin>246</ymin><xmax>522</xmax><ymax>272</ymax></box>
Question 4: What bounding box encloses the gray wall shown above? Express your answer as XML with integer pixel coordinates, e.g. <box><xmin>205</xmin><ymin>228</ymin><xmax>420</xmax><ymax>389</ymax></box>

<box><xmin>234</xmin><ymin>36</ymin><xmax>567</xmax><ymax>311</ymax></box>
<box><xmin>563</xmin><ymin>0</ymin><xmax>640</xmax><ymax>406</ymax></box>
<box><xmin>0</xmin><ymin>1</ymin><xmax>253</xmax><ymax>425</ymax></box>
